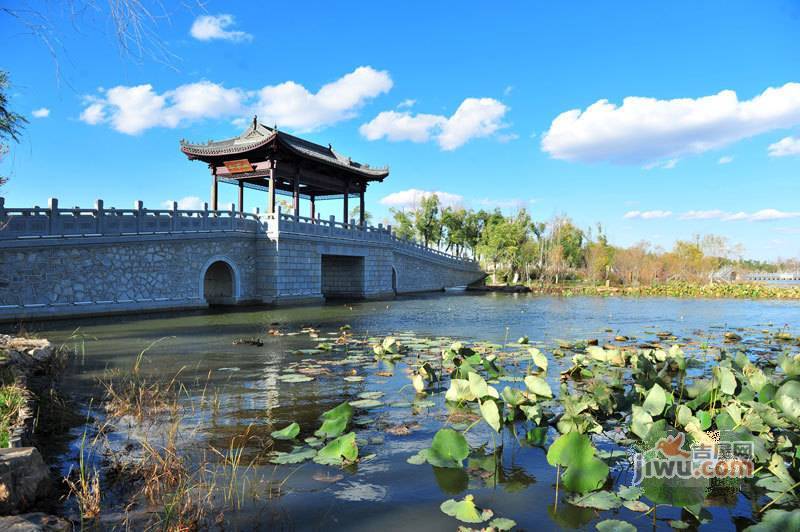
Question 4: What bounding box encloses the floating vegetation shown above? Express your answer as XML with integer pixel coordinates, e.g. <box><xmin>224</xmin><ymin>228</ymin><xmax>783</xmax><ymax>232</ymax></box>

<box><xmin>75</xmin><ymin>316</ymin><xmax>800</xmax><ymax>529</ymax></box>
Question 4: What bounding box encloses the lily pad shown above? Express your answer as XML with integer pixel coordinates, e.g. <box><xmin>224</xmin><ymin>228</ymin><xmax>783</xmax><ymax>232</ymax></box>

<box><xmin>596</xmin><ymin>520</ymin><xmax>636</xmax><ymax>532</ymax></box>
<box><xmin>271</xmin><ymin>422</ymin><xmax>300</xmax><ymax>440</ymax></box>
<box><xmin>278</xmin><ymin>373</ymin><xmax>315</xmax><ymax>383</ymax></box>
<box><xmin>270</xmin><ymin>447</ymin><xmax>316</xmax><ymax>464</ymax></box>
<box><xmin>440</xmin><ymin>494</ymin><xmax>493</xmax><ymax>524</ymax></box>
<box><xmin>427</xmin><ymin>428</ymin><xmax>470</xmax><ymax>468</ymax></box>
<box><xmin>314</xmin><ymin>432</ymin><xmax>358</xmax><ymax>465</ymax></box>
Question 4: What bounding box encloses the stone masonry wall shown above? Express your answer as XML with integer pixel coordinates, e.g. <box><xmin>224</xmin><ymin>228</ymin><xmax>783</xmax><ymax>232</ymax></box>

<box><xmin>0</xmin><ymin>233</ymin><xmax>258</xmax><ymax>318</ymax></box>
<box><xmin>392</xmin><ymin>250</ymin><xmax>485</xmax><ymax>293</ymax></box>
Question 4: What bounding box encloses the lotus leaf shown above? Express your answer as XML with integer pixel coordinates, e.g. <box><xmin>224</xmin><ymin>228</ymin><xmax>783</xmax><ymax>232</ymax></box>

<box><xmin>314</xmin><ymin>432</ymin><xmax>358</xmax><ymax>465</ymax></box>
<box><xmin>271</xmin><ymin>422</ymin><xmax>300</xmax><ymax>440</ymax></box>
<box><xmin>440</xmin><ymin>494</ymin><xmax>493</xmax><ymax>523</ymax></box>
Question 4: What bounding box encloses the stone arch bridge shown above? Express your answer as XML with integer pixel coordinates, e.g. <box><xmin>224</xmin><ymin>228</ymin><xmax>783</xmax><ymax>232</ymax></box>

<box><xmin>0</xmin><ymin>198</ymin><xmax>484</xmax><ymax>321</ymax></box>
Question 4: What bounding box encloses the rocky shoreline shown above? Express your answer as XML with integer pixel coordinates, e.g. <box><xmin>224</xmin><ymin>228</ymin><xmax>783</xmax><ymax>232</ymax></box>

<box><xmin>0</xmin><ymin>335</ymin><xmax>72</xmax><ymax>531</ymax></box>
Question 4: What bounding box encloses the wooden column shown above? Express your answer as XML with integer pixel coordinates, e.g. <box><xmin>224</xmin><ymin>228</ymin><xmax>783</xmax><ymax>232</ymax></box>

<box><xmin>268</xmin><ymin>167</ymin><xmax>276</xmax><ymax>214</ymax></box>
<box><xmin>238</xmin><ymin>181</ymin><xmax>244</xmax><ymax>213</ymax></box>
<box><xmin>359</xmin><ymin>182</ymin><xmax>366</xmax><ymax>226</ymax></box>
<box><xmin>210</xmin><ymin>167</ymin><xmax>218</xmax><ymax>210</ymax></box>
<box><xmin>292</xmin><ymin>171</ymin><xmax>300</xmax><ymax>216</ymax></box>
<box><xmin>310</xmin><ymin>194</ymin><xmax>316</xmax><ymax>223</ymax></box>
<box><xmin>343</xmin><ymin>180</ymin><xmax>349</xmax><ymax>225</ymax></box>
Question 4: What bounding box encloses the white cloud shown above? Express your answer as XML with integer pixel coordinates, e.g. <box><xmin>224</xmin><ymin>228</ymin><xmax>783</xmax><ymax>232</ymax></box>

<box><xmin>623</xmin><ymin>210</ymin><xmax>673</xmax><ymax>220</ymax></box>
<box><xmin>31</xmin><ymin>107</ymin><xmax>50</xmax><ymax>118</ymax></box>
<box><xmin>397</xmin><ymin>99</ymin><xmax>416</xmax><ymax>109</ymax></box>
<box><xmin>643</xmin><ymin>159</ymin><xmax>678</xmax><ymax>170</ymax></box>
<box><xmin>80</xmin><ymin>67</ymin><xmax>389</xmax><ymax>135</ymax></box>
<box><xmin>79</xmin><ymin>102</ymin><xmax>105</xmax><ymax>125</ymax></box>
<box><xmin>679</xmin><ymin>209</ymin><xmax>800</xmax><ymax>222</ymax></box>
<box><xmin>255</xmin><ymin>66</ymin><xmax>392</xmax><ymax>132</ymax></box>
<box><xmin>379</xmin><ymin>189</ymin><xmax>463</xmax><ymax>210</ymax></box>
<box><xmin>503</xmin><ymin>86</ymin><xmax>514</xmax><ymax>96</ymax></box>
<box><xmin>360</xmin><ymin>111</ymin><xmax>445</xmax><ymax>143</ymax></box>
<box><xmin>541</xmin><ymin>82</ymin><xmax>800</xmax><ymax>164</ymax></box>
<box><xmin>718</xmin><ymin>155</ymin><xmax>734</xmax><ymax>164</ymax></box>
<box><xmin>679</xmin><ymin>210</ymin><xmax>727</xmax><ymax>220</ymax></box>
<box><xmin>768</xmin><ymin>136</ymin><xmax>800</xmax><ymax>157</ymax></box>
<box><xmin>162</xmin><ymin>196</ymin><xmax>205</xmax><ymax>210</ymax></box>
<box><xmin>80</xmin><ymin>82</ymin><xmax>244</xmax><ymax>135</ymax></box>
<box><xmin>361</xmin><ymin>97</ymin><xmax>509</xmax><ymax>150</ymax></box>
<box><xmin>190</xmin><ymin>14</ymin><xmax>252</xmax><ymax>42</ymax></box>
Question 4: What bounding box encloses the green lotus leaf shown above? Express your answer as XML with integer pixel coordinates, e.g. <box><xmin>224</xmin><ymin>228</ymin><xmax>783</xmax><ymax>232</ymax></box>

<box><xmin>546</xmin><ymin>431</ymin><xmax>593</xmax><ymax>467</ymax></box>
<box><xmin>744</xmin><ymin>509</ymin><xmax>800</xmax><ymax>531</ymax></box>
<box><xmin>427</xmin><ymin>428</ymin><xmax>470</xmax><ymax>468</ymax></box>
<box><xmin>271</xmin><ymin>422</ymin><xmax>300</xmax><ymax>440</ymax></box>
<box><xmin>561</xmin><ymin>455</ymin><xmax>608</xmax><ymax>493</ymax></box>
<box><xmin>488</xmin><ymin>517</ymin><xmax>516</xmax><ymax>531</ymax></box>
<box><xmin>524</xmin><ymin>375</ymin><xmax>553</xmax><ymax>398</ymax></box>
<box><xmin>617</xmin><ymin>485</ymin><xmax>644</xmax><ymax>501</ymax></box>
<box><xmin>596</xmin><ymin>519</ymin><xmax>636</xmax><ymax>532</ymax></box>
<box><xmin>529</xmin><ymin>348</ymin><xmax>548</xmax><ymax>372</ymax></box>
<box><xmin>440</xmin><ymin>494</ymin><xmax>493</xmax><ymax>524</ymax></box>
<box><xmin>479</xmin><ymin>399</ymin><xmax>501</xmax><ymax>433</ymax></box>
<box><xmin>502</xmin><ymin>386</ymin><xmax>526</xmax><ymax>406</ymax></box>
<box><xmin>642</xmin><ymin>383</ymin><xmax>667</xmax><ymax>416</ymax></box>
<box><xmin>775</xmin><ymin>380</ymin><xmax>800</xmax><ymax>425</ymax></box>
<box><xmin>315</xmin><ymin>401</ymin><xmax>353</xmax><ymax>438</ymax></box>
<box><xmin>269</xmin><ymin>447</ymin><xmax>316</xmax><ymax>464</ymax></box>
<box><xmin>314</xmin><ymin>432</ymin><xmax>358</xmax><ymax>465</ymax></box>
<box><xmin>567</xmin><ymin>490</ymin><xmax>621</xmax><ymax>510</ymax></box>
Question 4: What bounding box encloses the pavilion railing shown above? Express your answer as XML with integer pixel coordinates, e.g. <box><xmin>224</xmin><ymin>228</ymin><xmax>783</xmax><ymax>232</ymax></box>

<box><xmin>0</xmin><ymin>197</ymin><xmax>263</xmax><ymax>239</ymax></box>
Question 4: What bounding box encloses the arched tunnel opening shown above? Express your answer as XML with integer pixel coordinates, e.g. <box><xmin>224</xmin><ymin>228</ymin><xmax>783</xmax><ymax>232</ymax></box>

<box><xmin>203</xmin><ymin>260</ymin><xmax>235</xmax><ymax>305</ymax></box>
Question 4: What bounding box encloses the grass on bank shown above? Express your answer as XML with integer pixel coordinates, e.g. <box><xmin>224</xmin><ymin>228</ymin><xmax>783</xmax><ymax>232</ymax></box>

<box><xmin>0</xmin><ymin>384</ymin><xmax>27</xmax><ymax>447</ymax></box>
<box><xmin>496</xmin><ymin>281</ymin><xmax>800</xmax><ymax>300</ymax></box>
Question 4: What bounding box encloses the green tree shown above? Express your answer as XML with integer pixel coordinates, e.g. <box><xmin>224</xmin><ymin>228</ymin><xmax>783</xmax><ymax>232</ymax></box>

<box><xmin>0</xmin><ymin>70</ymin><xmax>27</xmax><ymax>187</ymax></box>
<box><xmin>391</xmin><ymin>209</ymin><xmax>415</xmax><ymax>241</ymax></box>
<box><xmin>414</xmin><ymin>194</ymin><xmax>442</xmax><ymax>247</ymax></box>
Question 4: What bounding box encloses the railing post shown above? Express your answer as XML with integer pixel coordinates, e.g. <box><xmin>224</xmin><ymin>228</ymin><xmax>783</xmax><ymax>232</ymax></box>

<box><xmin>171</xmin><ymin>201</ymin><xmax>178</xmax><ymax>231</ymax></box>
<box><xmin>230</xmin><ymin>203</ymin><xmax>236</xmax><ymax>229</ymax></box>
<box><xmin>203</xmin><ymin>202</ymin><xmax>209</xmax><ymax>230</ymax></box>
<box><xmin>0</xmin><ymin>197</ymin><xmax>6</xmax><ymax>225</ymax></box>
<box><xmin>48</xmin><ymin>197</ymin><xmax>59</xmax><ymax>235</ymax></box>
<box><xmin>135</xmin><ymin>200</ymin><xmax>143</xmax><ymax>233</ymax></box>
<box><xmin>95</xmin><ymin>199</ymin><xmax>104</xmax><ymax>234</ymax></box>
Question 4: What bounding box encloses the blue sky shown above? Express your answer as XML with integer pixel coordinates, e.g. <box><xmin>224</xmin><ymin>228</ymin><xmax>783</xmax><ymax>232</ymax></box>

<box><xmin>2</xmin><ymin>1</ymin><xmax>800</xmax><ymax>260</ymax></box>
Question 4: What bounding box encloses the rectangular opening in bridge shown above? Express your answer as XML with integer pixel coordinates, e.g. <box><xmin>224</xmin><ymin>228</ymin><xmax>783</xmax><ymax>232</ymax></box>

<box><xmin>321</xmin><ymin>255</ymin><xmax>365</xmax><ymax>299</ymax></box>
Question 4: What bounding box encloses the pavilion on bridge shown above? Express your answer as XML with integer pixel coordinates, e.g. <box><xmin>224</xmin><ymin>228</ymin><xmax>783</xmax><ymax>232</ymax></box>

<box><xmin>180</xmin><ymin>117</ymin><xmax>389</xmax><ymax>225</ymax></box>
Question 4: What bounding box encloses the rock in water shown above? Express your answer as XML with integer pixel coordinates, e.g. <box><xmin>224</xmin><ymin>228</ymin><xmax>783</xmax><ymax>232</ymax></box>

<box><xmin>0</xmin><ymin>448</ymin><xmax>52</xmax><ymax>514</ymax></box>
<box><xmin>0</xmin><ymin>513</ymin><xmax>71</xmax><ymax>531</ymax></box>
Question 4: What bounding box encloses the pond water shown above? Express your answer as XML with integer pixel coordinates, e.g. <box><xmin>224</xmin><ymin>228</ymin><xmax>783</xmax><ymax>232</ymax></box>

<box><xmin>13</xmin><ymin>293</ymin><xmax>800</xmax><ymax>531</ymax></box>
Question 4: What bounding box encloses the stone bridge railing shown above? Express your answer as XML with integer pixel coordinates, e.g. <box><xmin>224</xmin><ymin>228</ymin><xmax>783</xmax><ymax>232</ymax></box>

<box><xmin>269</xmin><ymin>211</ymin><xmax>476</xmax><ymax>266</ymax></box>
<box><xmin>0</xmin><ymin>197</ymin><xmax>477</xmax><ymax>266</ymax></box>
<box><xmin>0</xmin><ymin>197</ymin><xmax>262</xmax><ymax>239</ymax></box>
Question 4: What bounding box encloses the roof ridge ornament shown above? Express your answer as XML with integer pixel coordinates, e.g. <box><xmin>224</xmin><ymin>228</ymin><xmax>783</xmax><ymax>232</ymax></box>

<box><xmin>252</xmin><ymin>115</ymin><xmax>257</xmax><ymax>129</ymax></box>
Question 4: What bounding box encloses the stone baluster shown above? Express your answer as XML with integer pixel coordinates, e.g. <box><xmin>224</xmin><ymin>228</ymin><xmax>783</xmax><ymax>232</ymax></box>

<box><xmin>230</xmin><ymin>203</ymin><xmax>236</xmax><ymax>229</ymax></box>
<box><xmin>0</xmin><ymin>197</ymin><xmax>5</xmax><ymax>225</ymax></box>
<box><xmin>134</xmin><ymin>200</ymin><xmax>143</xmax><ymax>233</ymax></box>
<box><xmin>95</xmin><ymin>199</ymin><xmax>104</xmax><ymax>234</ymax></box>
<box><xmin>202</xmin><ymin>202</ymin><xmax>209</xmax><ymax>230</ymax></box>
<box><xmin>48</xmin><ymin>198</ymin><xmax>59</xmax><ymax>235</ymax></box>
<box><xmin>171</xmin><ymin>201</ymin><xmax>178</xmax><ymax>231</ymax></box>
